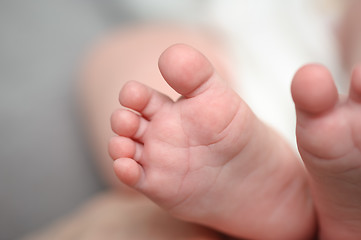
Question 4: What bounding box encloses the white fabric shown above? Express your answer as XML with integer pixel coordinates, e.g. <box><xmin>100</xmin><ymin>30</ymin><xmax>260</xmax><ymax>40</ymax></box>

<box><xmin>125</xmin><ymin>0</ymin><xmax>345</xmax><ymax>146</ymax></box>
<box><xmin>205</xmin><ymin>0</ymin><xmax>344</xmax><ymax>146</ymax></box>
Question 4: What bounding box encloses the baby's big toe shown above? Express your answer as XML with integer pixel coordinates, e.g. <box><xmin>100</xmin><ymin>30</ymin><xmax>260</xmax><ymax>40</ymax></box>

<box><xmin>291</xmin><ymin>64</ymin><xmax>338</xmax><ymax>114</ymax></box>
<box><xmin>291</xmin><ymin>64</ymin><xmax>343</xmax><ymax>158</ymax></box>
<box><xmin>292</xmin><ymin>64</ymin><xmax>361</xmax><ymax>240</ymax></box>
<box><xmin>158</xmin><ymin>44</ymin><xmax>215</xmax><ymax>98</ymax></box>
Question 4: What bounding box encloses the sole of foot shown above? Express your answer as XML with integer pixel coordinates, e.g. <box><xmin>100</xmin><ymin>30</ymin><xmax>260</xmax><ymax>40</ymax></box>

<box><xmin>110</xmin><ymin>44</ymin><xmax>315</xmax><ymax>239</ymax></box>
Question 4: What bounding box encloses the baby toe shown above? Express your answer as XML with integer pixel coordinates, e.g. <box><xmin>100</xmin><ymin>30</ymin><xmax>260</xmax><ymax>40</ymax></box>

<box><xmin>119</xmin><ymin>81</ymin><xmax>172</xmax><ymax>120</ymax></box>
<box><xmin>111</xmin><ymin>109</ymin><xmax>140</xmax><ymax>137</ymax></box>
<box><xmin>291</xmin><ymin>64</ymin><xmax>338</xmax><ymax>114</ymax></box>
<box><xmin>114</xmin><ymin>158</ymin><xmax>144</xmax><ymax>187</ymax></box>
<box><xmin>108</xmin><ymin>136</ymin><xmax>143</xmax><ymax>161</ymax></box>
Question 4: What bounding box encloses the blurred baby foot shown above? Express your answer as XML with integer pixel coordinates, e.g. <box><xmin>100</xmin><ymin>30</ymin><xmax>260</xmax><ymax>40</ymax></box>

<box><xmin>292</xmin><ymin>64</ymin><xmax>361</xmax><ymax>240</ymax></box>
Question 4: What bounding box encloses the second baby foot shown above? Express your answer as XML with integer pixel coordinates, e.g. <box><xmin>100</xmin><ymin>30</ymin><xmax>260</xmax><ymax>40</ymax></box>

<box><xmin>292</xmin><ymin>64</ymin><xmax>361</xmax><ymax>240</ymax></box>
<box><xmin>110</xmin><ymin>44</ymin><xmax>315</xmax><ymax>239</ymax></box>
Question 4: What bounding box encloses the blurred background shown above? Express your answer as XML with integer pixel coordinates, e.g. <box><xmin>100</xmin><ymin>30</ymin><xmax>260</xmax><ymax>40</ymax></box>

<box><xmin>0</xmin><ymin>1</ymin><xmax>211</xmax><ymax>239</ymax></box>
<box><xmin>0</xmin><ymin>0</ymin><xmax>348</xmax><ymax>239</ymax></box>
<box><xmin>0</xmin><ymin>1</ymin><xmax>107</xmax><ymax>239</ymax></box>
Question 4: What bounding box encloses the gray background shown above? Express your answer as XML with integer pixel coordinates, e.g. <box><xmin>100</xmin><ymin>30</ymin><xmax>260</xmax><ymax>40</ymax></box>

<box><xmin>0</xmin><ymin>1</ymin><xmax>133</xmax><ymax>239</ymax></box>
<box><xmin>0</xmin><ymin>1</ymin><xmax>205</xmax><ymax>238</ymax></box>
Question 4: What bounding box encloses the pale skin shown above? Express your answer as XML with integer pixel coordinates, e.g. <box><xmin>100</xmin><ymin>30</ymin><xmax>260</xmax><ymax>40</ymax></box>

<box><xmin>109</xmin><ymin>45</ymin><xmax>361</xmax><ymax>240</ymax></box>
<box><xmin>292</xmin><ymin>64</ymin><xmax>361</xmax><ymax>240</ymax></box>
<box><xmin>108</xmin><ymin>27</ymin><xmax>361</xmax><ymax>240</ymax></box>
<box><xmin>69</xmin><ymin>2</ymin><xmax>360</xmax><ymax>239</ymax></box>
<box><xmin>109</xmin><ymin>44</ymin><xmax>314</xmax><ymax>239</ymax></box>
<box><xmin>25</xmin><ymin>26</ymin><xmax>226</xmax><ymax>240</ymax></box>
<box><xmin>77</xmin><ymin>26</ymin><xmax>236</xmax><ymax>240</ymax></box>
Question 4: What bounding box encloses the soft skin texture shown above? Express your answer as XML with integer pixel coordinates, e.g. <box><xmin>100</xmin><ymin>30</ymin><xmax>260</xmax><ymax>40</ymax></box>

<box><xmin>292</xmin><ymin>64</ymin><xmax>361</xmax><ymax>240</ymax></box>
<box><xmin>79</xmin><ymin>26</ymin><xmax>234</xmax><ymax>190</ymax></box>
<box><xmin>110</xmin><ymin>44</ymin><xmax>315</xmax><ymax>239</ymax></box>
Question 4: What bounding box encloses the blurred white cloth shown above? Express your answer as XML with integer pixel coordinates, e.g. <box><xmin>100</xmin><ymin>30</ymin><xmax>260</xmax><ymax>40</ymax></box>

<box><xmin>206</xmin><ymin>0</ymin><xmax>344</xmax><ymax>146</ymax></box>
<box><xmin>125</xmin><ymin>0</ymin><xmax>345</xmax><ymax>146</ymax></box>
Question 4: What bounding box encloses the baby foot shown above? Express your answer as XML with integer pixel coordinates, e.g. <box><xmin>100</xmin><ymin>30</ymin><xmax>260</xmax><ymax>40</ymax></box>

<box><xmin>291</xmin><ymin>64</ymin><xmax>361</xmax><ymax>240</ymax></box>
<box><xmin>110</xmin><ymin>44</ymin><xmax>315</xmax><ymax>239</ymax></box>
